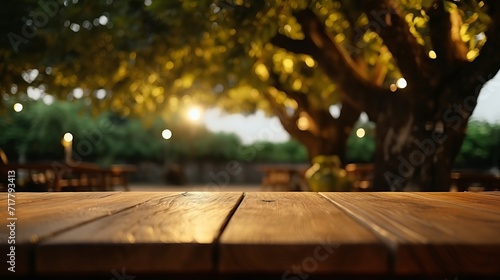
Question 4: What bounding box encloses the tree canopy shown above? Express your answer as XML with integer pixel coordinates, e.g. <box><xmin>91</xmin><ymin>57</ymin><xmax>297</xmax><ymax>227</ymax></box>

<box><xmin>1</xmin><ymin>0</ymin><xmax>499</xmax><ymax>190</ymax></box>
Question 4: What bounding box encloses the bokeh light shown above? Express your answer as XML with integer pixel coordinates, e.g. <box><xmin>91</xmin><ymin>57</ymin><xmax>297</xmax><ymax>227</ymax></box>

<box><xmin>162</xmin><ymin>129</ymin><xmax>172</xmax><ymax>140</ymax></box>
<box><xmin>13</xmin><ymin>103</ymin><xmax>23</xmax><ymax>112</ymax></box>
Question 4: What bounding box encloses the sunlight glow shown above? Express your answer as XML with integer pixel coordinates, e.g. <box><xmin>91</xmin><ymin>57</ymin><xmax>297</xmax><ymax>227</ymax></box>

<box><xmin>99</xmin><ymin>15</ymin><xmax>109</xmax><ymax>25</ymax></box>
<box><xmin>329</xmin><ymin>104</ymin><xmax>341</xmax><ymax>119</ymax></box>
<box><xmin>188</xmin><ymin>107</ymin><xmax>202</xmax><ymax>121</ymax></box>
<box><xmin>304</xmin><ymin>57</ymin><xmax>315</xmax><ymax>67</ymax></box>
<box><xmin>428</xmin><ymin>50</ymin><xmax>437</xmax><ymax>59</ymax></box>
<box><xmin>396</xmin><ymin>78</ymin><xmax>407</xmax><ymax>89</ymax></box>
<box><xmin>162</xmin><ymin>129</ymin><xmax>172</xmax><ymax>140</ymax></box>
<box><xmin>42</xmin><ymin>94</ymin><xmax>54</xmax><ymax>105</ymax></box>
<box><xmin>356</xmin><ymin>128</ymin><xmax>366</xmax><ymax>138</ymax></box>
<box><xmin>73</xmin><ymin>88</ymin><xmax>84</xmax><ymax>99</ymax></box>
<box><xmin>254</xmin><ymin>63</ymin><xmax>269</xmax><ymax>80</ymax></box>
<box><xmin>297</xmin><ymin>116</ymin><xmax>309</xmax><ymax>131</ymax></box>
<box><xmin>13</xmin><ymin>103</ymin><xmax>23</xmax><ymax>112</ymax></box>
<box><xmin>63</xmin><ymin>133</ymin><xmax>73</xmax><ymax>142</ymax></box>
<box><xmin>283</xmin><ymin>58</ymin><xmax>294</xmax><ymax>73</ymax></box>
<box><xmin>95</xmin><ymin>89</ymin><xmax>106</xmax><ymax>99</ymax></box>
<box><xmin>390</xmin><ymin>84</ymin><xmax>397</xmax><ymax>92</ymax></box>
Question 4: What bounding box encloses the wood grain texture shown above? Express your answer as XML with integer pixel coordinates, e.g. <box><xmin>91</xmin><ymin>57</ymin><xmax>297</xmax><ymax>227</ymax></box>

<box><xmin>0</xmin><ymin>192</ymin><xmax>114</xmax><ymax>275</ymax></box>
<box><xmin>219</xmin><ymin>192</ymin><xmax>389</xmax><ymax>275</ymax></box>
<box><xmin>36</xmin><ymin>192</ymin><xmax>243</xmax><ymax>275</ymax></box>
<box><xmin>321</xmin><ymin>192</ymin><xmax>500</xmax><ymax>276</ymax></box>
<box><xmin>18</xmin><ymin>192</ymin><xmax>172</xmax><ymax>243</ymax></box>
<box><xmin>406</xmin><ymin>192</ymin><xmax>500</xmax><ymax>214</ymax></box>
<box><xmin>0</xmin><ymin>192</ymin><xmax>168</xmax><ymax>275</ymax></box>
<box><xmin>482</xmin><ymin>191</ymin><xmax>500</xmax><ymax>196</ymax></box>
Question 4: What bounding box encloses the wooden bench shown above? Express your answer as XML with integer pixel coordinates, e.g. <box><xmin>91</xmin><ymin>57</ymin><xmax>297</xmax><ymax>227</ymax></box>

<box><xmin>451</xmin><ymin>171</ymin><xmax>500</xmax><ymax>191</ymax></box>
<box><xmin>345</xmin><ymin>163</ymin><xmax>374</xmax><ymax>191</ymax></box>
<box><xmin>1</xmin><ymin>192</ymin><xmax>499</xmax><ymax>279</ymax></box>
<box><xmin>106</xmin><ymin>164</ymin><xmax>137</xmax><ymax>191</ymax></box>
<box><xmin>258</xmin><ymin>164</ymin><xmax>308</xmax><ymax>191</ymax></box>
<box><xmin>344</xmin><ymin>164</ymin><xmax>500</xmax><ymax>191</ymax></box>
<box><xmin>0</xmin><ymin>162</ymin><xmax>136</xmax><ymax>191</ymax></box>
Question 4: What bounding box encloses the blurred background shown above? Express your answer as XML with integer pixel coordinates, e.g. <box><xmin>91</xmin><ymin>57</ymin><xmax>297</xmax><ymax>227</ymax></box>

<box><xmin>1</xmin><ymin>0</ymin><xmax>499</xmax><ymax>191</ymax></box>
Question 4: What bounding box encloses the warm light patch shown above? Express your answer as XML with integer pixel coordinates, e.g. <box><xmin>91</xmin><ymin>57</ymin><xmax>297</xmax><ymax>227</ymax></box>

<box><xmin>283</xmin><ymin>58</ymin><xmax>294</xmax><ymax>73</ymax></box>
<box><xmin>428</xmin><ymin>50</ymin><xmax>437</xmax><ymax>59</ymax></box>
<box><xmin>63</xmin><ymin>133</ymin><xmax>73</xmax><ymax>142</ymax></box>
<box><xmin>356</xmin><ymin>128</ymin><xmax>365</xmax><ymax>138</ymax></box>
<box><xmin>304</xmin><ymin>56</ymin><xmax>315</xmax><ymax>67</ymax></box>
<box><xmin>255</xmin><ymin>63</ymin><xmax>269</xmax><ymax>80</ymax></box>
<box><xmin>162</xmin><ymin>129</ymin><xmax>172</xmax><ymax>140</ymax></box>
<box><xmin>466</xmin><ymin>50</ymin><xmax>478</xmax><ymax>61</ymax></box>
<box><xmin>292</xmin><ymin>79</ymin><xmax>302</xmax><ymax>91</ymax></box>
<box><xmin>297</xmin><ymin>116</ymin><xmax>309</xmax><ymax>131</ymax></box>
<box><xmin>389</xmin><ymin>84</ymin><xmax>398</xmax><ymax>92</ymax></box>
<box><xmin>13</xmin><ymin>103</ymin><xmax>23</xmax><ymax>112</ymax></box>
<box><xmin>396</xmin><ymin>78</ymin><xmax>407</xmax><ymax>89</ymax></box>
<box><xmin>188</xmin><ymin>107</ymin><xmax>202</xmax><ymax>121</ymax></box>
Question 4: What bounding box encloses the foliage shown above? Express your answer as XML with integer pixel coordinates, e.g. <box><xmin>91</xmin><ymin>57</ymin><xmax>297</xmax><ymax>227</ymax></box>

<box><xmin>455</xmin><ymin>121</ymin><xmax>500</xmax><ymax>169</ymax></box>
<box><xmin>2</xmin><ymin>100</ymin><xmax>498</xmax><ymax>167</ymax></box>
<box><xmin>244</xmin><ymin>140</ymin><xmax>308</xmax><ymax>163</ymax></box>
<box><xmin>0</xmin><ymin>100</ymin><xmax>308</xmax><ymax>164</ymax></box>
<box><xmin>1</xmin><ymin>0</ymin><xmax>499</xmax><ymax>190</ymax></box>
<box><xmin>346</xmin><ymin>122</ymin><xmax>376</xmax><ymax>163</ymax></box>
<box><xmin>347</xmin><ymin>120</ymin><xmax>500</xmax><ymax>168</ymax></box>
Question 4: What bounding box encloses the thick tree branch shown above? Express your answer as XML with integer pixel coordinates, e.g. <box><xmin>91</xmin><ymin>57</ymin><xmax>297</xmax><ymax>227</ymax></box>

<box><xmin>428</xmin><ymin>0</ymin><xmax>468</xmax><ymax>65</ymax></box>
<box><xmin>288</xmin><ymin>8</ymin><xmax>393</xmax><ymax>118</ymax></box>
<box><xmin>442</xmin><ymin>1</ymin><xmax>500</xmax><ymax>106</ymax></box>
<box><xmin>337</xmin><ymin>100</ymin><xmax>361</xmax><ymax>129</ymax></box>
<box><xmin>360</xmin><ymin>0</ymin><xmax>432</xmax><ymax>90</ymax></box>
<box><xmin>266</xmin><ymin>69</ymin><xmax>362</xmax><ymax>163</ymax></box>
<box><xmin>268</xmin><ymin>70</ymin><xmax>328</xmax><ymax>136</ymax></box>
<box><xmin>269</xmin><ymin>34</ymin><xmax>316</xmax><ymax>56</ymax></box>
<box><xmin>427</xmin><ymin>2</ymin><xmax>500</xmax><ymax>135</ymax></box>
<box><xmin>268</xmin><ymin>70</ymin><xmax>310</xmax><ymax>112</ymax></box>
<box><xmin>261</xmin><ymin>88</ymin><xmax>317</xmax><ymax>146</ymax></box>
<box><xmin>466</xmin><ymin>2</ymin><xmax>500</xmax><ymax>83</ymax></box>
<box><xmin>294</xmin><ymin>10</ymin><xmax>368</xmax><ymax>81</ymax></box>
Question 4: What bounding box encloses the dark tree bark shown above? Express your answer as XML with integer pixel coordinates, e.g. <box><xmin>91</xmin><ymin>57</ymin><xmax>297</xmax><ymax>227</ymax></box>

<box><xmin>271</xmin><ymin>1</ymin><xmax>500</xmax><ymax>191</ymax></box>
<box><xmin>364</xmin><ymin>0</ymin><xmax>500</xmax><ymax>191</ymax></box>
<box><xmin>263</xmin><ymin>71</ymin><xmax>360</xmax><ymax>165</ymax></box>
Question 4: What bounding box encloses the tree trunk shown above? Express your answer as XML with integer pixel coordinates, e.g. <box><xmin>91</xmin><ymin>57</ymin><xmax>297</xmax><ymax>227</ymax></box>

<box><xmin>303</xmin><ymin>131</ymin><xmax>348</xmax><ymax>165</ymax></box>
<box><xmin>274</xmin><ymin>5</ymin><xmax>500</xmax><ymax>191</ymax></box>
<box><xmin>371</xmin><ymin>105</ymin><xmax>468</xmax><ymax>191</ymax></box>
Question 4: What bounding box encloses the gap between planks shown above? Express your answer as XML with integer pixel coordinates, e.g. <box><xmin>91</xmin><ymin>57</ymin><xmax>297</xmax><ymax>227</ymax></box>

<box><xmin>318</xmin><ymin>192</ymin><xmax>399</xmax><ymax>274</ymax></box>
<box><xmin>319</xmin><ymin>192</ymin><xmax>500</xmax><ymax>276</ymax></box>
<box><xmin>211</xmin><ymin>192</ymin><xmax>246</xmax><ymax>273</ymax></box>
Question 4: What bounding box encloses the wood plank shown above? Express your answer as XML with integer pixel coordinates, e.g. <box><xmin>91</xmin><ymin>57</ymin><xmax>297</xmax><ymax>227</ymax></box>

<box><xmin>18</xmin><ymin>192</ymin><xmax>173</xmax><ymax>243</ymax></box>
<box><xmin>482</xmin><ymin>191</ymin><xmax>500</xmax><ymax>196</ymax></box>
<box><xmin>0</xmin><ymin>192</ymin><xmax>171</xmax><ymax>276</ymax></box>
<box><xmin>36</xmin><ymin>192</ymin><xmax>243</xmax><ymax>275</ymax></box>
<box><xmin>406</xmin><ymin>192</ymin><xmax>500</xmax><ymax>214</ymax></box>
<box><xmin>0</xmin><ymin>191</ymin><xmax>51</xmax><ymax>204</ymax></box>
<box><xmin>219</xmin><ymin>192</ymin><xmax>389</xmax><ymax>275</ymax></box>
<box><xmin>0</xmin><ymin>192</ymin><xmax>69</xmax><ymax>275</ymax></box>
<box><xmin>321</xmin><ymin>192</ymin><xmax>500</xmax><ymax>276</ymax></box>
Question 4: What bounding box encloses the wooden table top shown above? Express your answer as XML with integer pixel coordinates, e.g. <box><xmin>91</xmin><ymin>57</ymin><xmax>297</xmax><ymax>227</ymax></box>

<box><xmin>1</xmin><ymin>192</ymin><xmax>500</xmax><ymax>279</ymax></box>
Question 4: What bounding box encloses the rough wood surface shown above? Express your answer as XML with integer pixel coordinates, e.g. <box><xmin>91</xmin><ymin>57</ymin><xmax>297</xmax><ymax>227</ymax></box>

<box><xmin>0</xmin><ymin>192</ymin><xmax>170</xmax><ymax>275</ymax></box>
<box><xmin>407</xmin><ymin>192</ymin><xmax>500</xmax><ymax>214</ymax></box>
<box><xmin>2</xmin><ymin>191</ymin><xmax>500</xmax><ymax>278</ymax></box>
<box><xmin>483</xmin><ymin>191</ymin><xmax>500</xmax><ymax>196</ymax></box>
<box><xmin>219</xmin><ymin>192</ymin><xmax>389</xmax><ymax>275</ymax></box>
<box><xmin>321</xmin><ymin>192</ymin><xmax>500</xmax><ymax>276</ymax></box>
<box><xmin>36</xmin><ymin>192</ymin><xmax>243</xmax><ymax>275</ymax></box>
<box><xmin>18</xmin><ymin>192</ymin><xmax>173</xmax><ymax>243</ymax></box>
